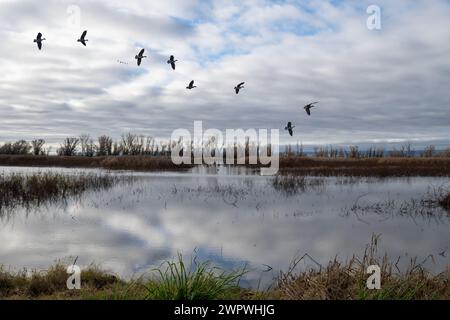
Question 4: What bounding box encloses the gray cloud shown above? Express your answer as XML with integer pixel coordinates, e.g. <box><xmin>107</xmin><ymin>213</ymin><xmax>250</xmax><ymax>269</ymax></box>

<box><xmin>0</xmin><ymin>0</ymin><xmax>449</xmax><ymax>148</ymax></box>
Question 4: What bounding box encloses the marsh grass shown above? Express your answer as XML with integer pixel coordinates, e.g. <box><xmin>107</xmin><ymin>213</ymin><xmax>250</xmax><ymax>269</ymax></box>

<box><xmin>272</xmin><ymin>175</ymin><xmax>325</xmax><ymax>194</ymax></box>
<box><xmin>438</xmin><ymin>192</ymin><xmax>450</xmax><ymax>212</ymax></box>
<box><xmin>145</xmin><ymin>254</ymin><xmax>247</xmax><ymax>300</ymax></box>
<box><xmin>274</xmin><ymin>236</ymin><xmax>450</xmax><ymax>300</ymax></box>
<box><xmin>0</xmin><ymin>155</ymin><xmax>193</xmax><ymax>171</ymax></box>
<box><xmin>278</xmin><ymin>157</ymin><xmax>450</xmax><ymax>177</ymax></box>
<box><xmin>0</xmin><ymin>172</ymin><xmax>133</xmax><ymax>215</ymax></box>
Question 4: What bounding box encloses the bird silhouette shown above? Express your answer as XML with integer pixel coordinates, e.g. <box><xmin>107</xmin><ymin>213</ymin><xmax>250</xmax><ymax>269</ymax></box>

<box><xmin>304</xmin><ymin>102</ymin><xmax>319</xmax><ymax>116</ymax></box>
<box><xmin>34</xmin><ymin>32</ymin><xmax>45</xmax><ymax>50</ymax></box>
<box><xmin>77</xmin><ymin>30</ymin><xmax>88</xmax><ymax>46</ymax></box>
<box><xmin>234</xmin><ymin>82</ymin><xmax>245</xmax><ymax>94</ymax></box>
<box><xmin>285</xmin><ymin>122</ymin><xmax>295</xmax><ymax>136</ymax></box>
<box><xmin>186</xmin><ymin>80</ymin><xmax>196</xmax><ymax>90</ymax></box>
<box><xmin>135</xmin><ymin>48</ymin><xmax>147</xmax><ymax>66</ymax></box>
<box><xmin>167</xmin><ymin>55</ymin><xmax>177</xmax><ymax>70</ymax></box>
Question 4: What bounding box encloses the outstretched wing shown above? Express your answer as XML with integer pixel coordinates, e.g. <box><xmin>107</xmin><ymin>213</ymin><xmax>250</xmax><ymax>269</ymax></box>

<box><xmin>81</xmin><ymin>30</ymin><xmax>87</xmax><ymax>40</ymax></box>
<box><xmin>189</xmin><ymin>80</ymin><xmax>194</xmax><ymax>87</ymax></box>
<box><xmin>287</xmin><ymin>122</ymin><xmax>292</xmax><ymax>127</ymax></box>
<box><xmin>37</xmin><ymin>41</ymin><xmax>42</xmax><ymax>50</ymax></box>
<box><xmin>137</xmin><ymin>58</ymin><xmax>142</xmax><ymax>66</ymax></box>
<box><xmin>288</xmin><ymin>128</ymin><xmax>293</xmax><ymax>136</ymax></box>
<box><xmin>171</xmin><ymin>62</ymin><xmax>176</xmax><ymax>70</ymax></box>
<box><xmin>238</xmin><ymin>82</ymin><xmax>245</xmax><ymax>87</ymax></box>
<box><xmin>138</xmin><ymin>48</ymin><xmax>145</xmax><ymax>57</ymax></box>
<box><xmin>235</xmin><ymin>87</ymin><xmax>239</xmax><ymax>94</ymax></box>
<box><xmin>305</xmin><ymin>108</ymin><xmax>311</xmax><ymax>116</ymax></box>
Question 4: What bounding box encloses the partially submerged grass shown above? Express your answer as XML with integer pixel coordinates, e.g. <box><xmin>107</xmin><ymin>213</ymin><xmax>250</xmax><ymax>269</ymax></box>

<box><xmin>439</xmin><ymin>192</ymin><xmax>450</xmax><ymax>212</ymax></box>
<box><xmin>272</xmin><ymin>175</ymin><xmax>325</xmax><ymax>194</ymax></box>
<box><xmin>0</xmin><ymin>172</ymin><xmax>132</xmax><ymax>215</ymax></box>
<box><xmin>145</xmin><ymin>254</ymin><xmax>246</xmax><ymax>300</ymax></box>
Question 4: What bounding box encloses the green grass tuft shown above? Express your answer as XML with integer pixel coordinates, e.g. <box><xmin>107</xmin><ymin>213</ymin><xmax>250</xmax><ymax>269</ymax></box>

<box><xmin>145</xmin><ymin>253</ymin><xmax>246</xmax><ymax>300</ymax></box>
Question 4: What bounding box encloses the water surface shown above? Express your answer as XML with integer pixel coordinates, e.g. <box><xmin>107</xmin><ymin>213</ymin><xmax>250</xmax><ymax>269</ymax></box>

<box><xmin>0</xmin><ymin>166</ymin><xmax>449</xmax><ymax>287</ymax></box>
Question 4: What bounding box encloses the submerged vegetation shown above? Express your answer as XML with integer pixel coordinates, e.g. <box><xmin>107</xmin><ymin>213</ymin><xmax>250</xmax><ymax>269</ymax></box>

<box><xmin>1</xmin><ymin>240</ymin><xmax>449</xmax><ymax>300</ymax></box>
<box><xmin>0</xmin><ymin>172</ymin><xmax>133</xmax><ymax>214</ymax></box>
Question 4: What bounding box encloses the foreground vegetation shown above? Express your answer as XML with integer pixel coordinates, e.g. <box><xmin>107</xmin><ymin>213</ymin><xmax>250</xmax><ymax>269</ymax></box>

<box><xmin>1</xmin><ymin>240</ymin><xmax>449</xmax><ymax>300</ymax></box>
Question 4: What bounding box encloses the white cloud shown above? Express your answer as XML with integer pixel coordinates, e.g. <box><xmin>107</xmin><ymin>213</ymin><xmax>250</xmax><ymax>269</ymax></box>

<box><xmin>0</xmin><ymin>0</ymin><xmax>448</xmax><ymax>147</ymax></box>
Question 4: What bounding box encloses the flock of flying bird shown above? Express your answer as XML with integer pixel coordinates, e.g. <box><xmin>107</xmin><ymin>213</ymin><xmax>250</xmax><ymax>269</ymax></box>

<box><xmin>33</xmin><ymin>30</ymin><xmax>319</xmax><ymax>137</ymax></box>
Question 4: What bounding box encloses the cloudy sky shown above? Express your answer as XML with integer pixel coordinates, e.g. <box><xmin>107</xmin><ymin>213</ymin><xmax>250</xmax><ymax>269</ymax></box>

<box><xmin>0</xmin><ymin>0</ymin><xmax>449</xmax><ymax>148</ymax></box>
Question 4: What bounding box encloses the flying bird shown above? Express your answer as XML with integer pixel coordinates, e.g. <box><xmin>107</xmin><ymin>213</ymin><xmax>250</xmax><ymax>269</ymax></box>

<box><xmin>34</xmin><ymin>32</ymin><xmax>45</xmax><ymax>50</ymax></box>
<box><xmin>77</xmin><ymin>30</ymin><xmax>88</xmax><ymax>46</ymax></box>
<box><xmin>234</xmin><ymin>82</ymin><xmax>245</xmax><ymax>94</ymax></box>
<box><xmin>284</xmin><ymin>122</ymin><xmax>295</xmax><ymax>136</ymax></box>
<box><xmin>135</xmin><ymin>49</ymin><xmax>147</xmax><ymax>66</ymax></box>
<box><xmin>186</xmin><ymin>80</ymin><xmax>197</xmax><ymax>90</ymax></box>
<box><xmin>167</xmin><ymin>55</ymin><xmax>177</xmax><ymax>70</ymax></box>
<box><xmin>304</xmin><ymin>102</ymin><xmax>319</xmax><ymax>116</ymax></box>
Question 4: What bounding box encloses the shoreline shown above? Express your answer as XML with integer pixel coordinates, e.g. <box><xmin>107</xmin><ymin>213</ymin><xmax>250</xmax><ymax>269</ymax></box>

<box><xmin>1</xmin><ymin>251</ymin><xmax>449</xmax><ymax>300</ymax></box>
<box><xmin>0</xmin><ymin>155</ymin><xmax>448</xmax><ymax>177</ymax></box>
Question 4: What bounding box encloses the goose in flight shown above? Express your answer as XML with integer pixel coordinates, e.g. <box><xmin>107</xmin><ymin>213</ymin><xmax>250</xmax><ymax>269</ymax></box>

<box><xmin>167</xmin><ymin>55</ymin><xmax>177</xmax><ymax>70</ymax></box>
<box><xmin>304</xmin><ymin>102</ymin><xmax>319</xmax><ymax>116</ymax></box>
<box><xmin>284</xmin><ymin>122</ymin><xmax>295</xmax><ymax>136</ymax></box>
<box><xmin>77</xmin><ymin>30</ymin><xmax>88</xmax><ymax>46</ymax></box>
<box><xmin>234</xmin><ymin>82</ymin><xmax>245</xmax><ymax>94</ymax></box>
<box><xmin>186</xmin><ymin>80</ymin><xmax>196</xmax><ymax>90</ymax></box>
<box><xmin>34</xmin><ymin>32</ymin><xmax>45</xmax><ymax>50</ymax></box>
<box><xmin>135</xmin><ymin>49</ymin><xmax>147</xmax><ymax>66</ymax></box>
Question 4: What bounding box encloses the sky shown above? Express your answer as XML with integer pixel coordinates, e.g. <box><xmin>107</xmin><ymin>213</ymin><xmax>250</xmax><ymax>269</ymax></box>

<box><xmin>0</xmin><ymin>0</ymin><xmax>449</xmax><ymax>148</ymax></box>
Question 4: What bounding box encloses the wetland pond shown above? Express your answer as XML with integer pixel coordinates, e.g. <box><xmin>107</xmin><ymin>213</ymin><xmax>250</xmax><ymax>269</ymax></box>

<box><xmin>0</xmin><ymin>166</ymin><xmax>449</xmax><ymax>288</ymax></box>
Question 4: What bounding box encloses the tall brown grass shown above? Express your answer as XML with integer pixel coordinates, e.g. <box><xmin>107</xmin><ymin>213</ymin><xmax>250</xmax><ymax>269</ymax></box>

<box><xmin>274</xmin><ymin>236</ymin><xmax>450</xmax><ymax>300</ymax></box>
<box><xmin>0</xmin><ymin>155</ymin><xmax>193</xmax><ymax>171</ymax></box>
<box><xmin>278</xmin><ymin>157</ymin><xmax>450</xmax><ymax>177</ymax></box>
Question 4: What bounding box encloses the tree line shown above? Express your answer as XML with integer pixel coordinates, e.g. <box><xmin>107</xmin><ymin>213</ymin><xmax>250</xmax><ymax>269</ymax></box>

<box><xmin>0</xmin><ymin>134</ymin><xmax>174</xmax><ymax>157</ymax></box>
<box><xmin>0</xmin><ymin>135</ymin><xmax>448</xmax><ymax>158</ymax></box>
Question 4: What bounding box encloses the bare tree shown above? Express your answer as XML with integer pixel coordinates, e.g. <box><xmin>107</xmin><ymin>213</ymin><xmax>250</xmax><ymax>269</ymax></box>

<box><xmin>58</xmin><ymin>137</ymin><xmax>79</xmax><ymax>156</ymax></box>
<box><xmin>97</xmin><ymin>135</ymin><xmax>113</xmax><ymax>156</ymax></box>
<box><xmin>31</xmin><ymin>139</ymin><xmax>46</xmax><ymax>155</ymax></box>
<box><xmin>79</xmin><ymin>134</ymin><xmax>90</xmax><ymax>156</ymax></box>
<box><xmin>0</xmin><ymin>140</ymin><xmax>31</xmax><ymax>155</ymax></box>
<box><xmin>121</xmin><ymin>133</ymin><xmax>145</xmax><ymax>155</ymax></box>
